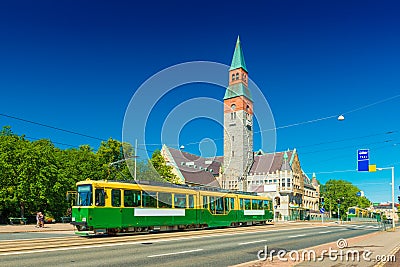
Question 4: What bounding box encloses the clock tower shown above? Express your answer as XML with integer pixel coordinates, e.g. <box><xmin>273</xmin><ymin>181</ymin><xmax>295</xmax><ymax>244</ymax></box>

<box><xmin>223</xmin><ymin>36</ymin><xmax>253</xmax><ymax>191</ymax></box>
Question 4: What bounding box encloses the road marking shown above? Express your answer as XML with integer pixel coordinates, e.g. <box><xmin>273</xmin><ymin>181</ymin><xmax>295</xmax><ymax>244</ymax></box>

<box><xmin>238</xmin><ymin>239</ymin><xmax>267</xmax><ymax>245</ymax></box>
<box><xmin>147</xmin><ymin>249</ymin><xmax>203</xmax><ymax>258</ymax></box>
<box><xmin>318</xmin><ymin>231</ymin><xmax>332</xmax><ymax>234</ymax></box>
<box><xmin>0</xmin><ymin>225</ymin><xmax>336</xmax><ymax>256</ymax></box>
<box><xmin>0</xmin><ymin>236</ymin><xmax>76</xmax><ymax>243</ymax></box>
<box><xmin>288</xmin><ymin>234</ymin><xmax>306</xmax><ymax>238</ymax></box>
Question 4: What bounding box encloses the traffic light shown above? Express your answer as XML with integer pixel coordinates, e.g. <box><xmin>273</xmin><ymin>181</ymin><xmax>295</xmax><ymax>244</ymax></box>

<box><xmin>398</xmin><ymin>196</ymin><xmax>400</xmax><ymax>203</ymax></box>
<box><xmin>337</xmin><ymin>198</ymin><xmax>341</xmax><ymax>204</ymax></box>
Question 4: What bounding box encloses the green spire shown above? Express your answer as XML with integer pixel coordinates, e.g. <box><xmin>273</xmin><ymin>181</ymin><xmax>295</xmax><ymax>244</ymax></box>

<box><xmin>283</xmin><ymin>151</ymin><xmax>288</xmax><ymax>160</ymax></box>
<box><xmin>229</xmin><ymin>36</ymin><xmax>247</xmax><ymax>72</ymax></box>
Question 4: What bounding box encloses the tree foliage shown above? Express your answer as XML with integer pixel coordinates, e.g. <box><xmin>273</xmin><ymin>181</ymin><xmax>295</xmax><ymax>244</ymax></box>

<box><xmin>321</xmin><ymin>179</ymin><xmax>372</xmax><ymax>219</ymax></box>
<box><xmin>150</xmin><ymin>150</ymin><xmax>180</xmax><ymax>184</ymax></box>
<box><xmin>0</xmin><ymin>126</ymin><xmax>180</xmax><ymax>223</ymax></box>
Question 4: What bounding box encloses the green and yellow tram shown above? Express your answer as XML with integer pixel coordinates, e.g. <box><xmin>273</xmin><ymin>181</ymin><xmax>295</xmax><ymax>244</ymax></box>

<box><xmin>347</xmin><ymin>207</ymin><xmax>379</xmax><ymax>222</ymax></box>
<box><xmin>71</xmin><ymin>179</ymin><xmax>273</xmax><ymax>235</ymax></box>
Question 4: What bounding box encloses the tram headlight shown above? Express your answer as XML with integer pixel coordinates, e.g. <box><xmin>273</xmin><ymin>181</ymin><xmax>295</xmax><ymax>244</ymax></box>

<box><xmin>72</xmin><ymin>217</ymin><xmax>76</xmax><ymax>222</ymax></box>
<box><xmin>82</xmin><ymin>217</ymin><xmax>87</xmax><ymax>222</ymax></box>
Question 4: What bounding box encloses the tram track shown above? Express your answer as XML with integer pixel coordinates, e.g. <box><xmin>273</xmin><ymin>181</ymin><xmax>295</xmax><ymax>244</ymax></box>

<box><xmin>0</xmin><ymin>224</ymin><xmax>282</xmax><ymax>254</ymax></box>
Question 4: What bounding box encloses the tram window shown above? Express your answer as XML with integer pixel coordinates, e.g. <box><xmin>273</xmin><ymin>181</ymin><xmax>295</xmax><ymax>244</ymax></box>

<box><xmin>158</xmin><ymin>192</ymin><xmax>172</xmax><ymax>208</ymax></box>
<box><xmin>95</xmin><ymin>189</ymin><xmax>105</xmax><ymax>206</ymax></box>
<box><xmin>77</xmin><ymin>185</ymin><xmax>92</xmax><ymax>206</ymax></box>
<box><xmin>143</xmin><ymin>191</ymin><xmax>157</xmax><ymax>208</ymax></box>
<box><xmin>112</xmin><ymin>189</ymin><xmax>121</xmax><ymax>207</ymax></box>
<box><xmin>252</xmin><ymin>199</ymin><xmax>258</xmax><ymax>210</ymax></box>
<box><xmin>188</xmin><ymin>195</ymin><xmax>194</xmax><ymax>208</ymax></box>
<box><xmin>174</xmin><ymin>194</ymin><xmax>186</xmax><ymax>208</ymax></box>
<box><xmin>203</xmin><ymin>196</ymin><xmax>209</xmax><ymax>209</ymax></box>
<box><xmin>258</xmin><ymin>200</ymin><xmax>264</xmax><ymax>210</ymax></box>
<box><xmin>210</xmin><ymin>196</ymin><xmax>215</xmax><ymax>214</ymax></box>
<box><xmin>224</xmin><ymin>198</ymin><xmax>230</xmax><ymax>212</ymax></box>
<box><xmin>231</xmin><ymin>198</ymin><xmax>235</xmax><ymax>210</ymax></box>
<box><xmin>216</xmin><ymin>197</ymin><xmax>224</xmax><ymax>214</ymax></box>
<box><xmin>244</xmin><ymin>199</ymin><xmax>251</xmax><ymax>210</ymax></box>
<box><xmin>263</xmin><ymin>200</ymin><xmax>269</xmax><ymax>210</ymax></box>
<box><xmin>240</xmin><ymin>198</ymin><xmax>244</xmax><ymax>210</ymax></box>
<box><xmin>124</xmin><ymin>190</ymin><xmax>141</xmax><ymax>207</ymax></box>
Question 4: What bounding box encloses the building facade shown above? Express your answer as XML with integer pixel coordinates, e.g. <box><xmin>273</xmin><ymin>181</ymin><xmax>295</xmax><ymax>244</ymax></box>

<box><xmin>161</xmin><ymin>37</ymin><xmax>320</xmax><ymax>221</ymax></box>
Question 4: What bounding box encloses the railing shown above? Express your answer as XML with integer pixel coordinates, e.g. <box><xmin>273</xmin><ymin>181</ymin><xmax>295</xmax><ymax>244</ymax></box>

<box><xmin>8</xmin><ymin>217</ymin><xmax>27</xmax><ymax>225</ymax></box>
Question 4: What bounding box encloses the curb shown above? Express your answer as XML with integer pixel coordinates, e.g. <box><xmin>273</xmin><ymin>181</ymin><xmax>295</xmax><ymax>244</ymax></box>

<box><xmin>231</xmin><ymin>230</ymin><xmax>382</xmax><ymax>267</ymax></box>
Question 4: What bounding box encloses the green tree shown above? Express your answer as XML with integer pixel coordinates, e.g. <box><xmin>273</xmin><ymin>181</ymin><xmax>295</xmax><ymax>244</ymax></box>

<box><xmin>321</xmin><ymin>179</ymin><xmax>371</xmax><ymax>219</ymax></box>
<box><xmin>150</xmin><ymin>150</ymin><xmax>180</xmax><ymax>184</ymax></box>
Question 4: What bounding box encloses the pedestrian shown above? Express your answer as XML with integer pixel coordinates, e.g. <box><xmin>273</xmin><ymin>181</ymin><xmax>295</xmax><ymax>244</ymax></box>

<box><xmin>35</xmin><ymin>212</ymin><xmax>40</xmax><ymax>228</ymax></box>
<box><xmin>39</xmin><ymin>212</ymin><xmax>44</xmax><ymax>228</ymax></box>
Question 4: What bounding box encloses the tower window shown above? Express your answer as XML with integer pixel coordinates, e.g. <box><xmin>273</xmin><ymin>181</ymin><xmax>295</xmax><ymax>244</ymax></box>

<box><xmin>232</xmin><ymin>74</ymin><xmax>235</xmax><ymax>81</ymax></box>
<box><xmin>232</xmin><ymin>151</ymin><xmax>234</xmax><ymax>157</ymax></box>
<box><xmin>230</xmin><ymin>112</ymin><xmax>236</xmax><ymax>120</ymax></box>
<box><xmin>232</xmin><ymin>135</ymin><xmax>234</xmax><ymax>142</ymax></box>
<box><xmin>231</xmin><ymin>104</ymin><xmax>236</xmax><ymax>110</ymax></box>
<box><xmin>235</xmin><ymin>73</ymin><xmax>239</xmax><ymax>80</ymax></box>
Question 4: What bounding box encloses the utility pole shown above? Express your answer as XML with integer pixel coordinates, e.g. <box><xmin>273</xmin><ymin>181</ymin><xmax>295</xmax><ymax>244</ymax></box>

<box><xmin>376</xmin><ymin>167</ymin><xmax>396</xmax><ymax>231</ymax></box>
<box><xmin>134</xmin><ymin>139</ymin><xmax>138</xmax><ymax>181</ymax></box>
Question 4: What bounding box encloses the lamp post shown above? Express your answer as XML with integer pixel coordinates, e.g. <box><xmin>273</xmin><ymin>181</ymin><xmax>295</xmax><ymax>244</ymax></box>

<box><xmin>337</xmin><ymin>197</ymin><xmax>344</xmax><ymax>223</ymax></box>
<box><xmin>376</xmin><ymin>166</ymin><xmax>395</xmax><ymax>231</ymax></box>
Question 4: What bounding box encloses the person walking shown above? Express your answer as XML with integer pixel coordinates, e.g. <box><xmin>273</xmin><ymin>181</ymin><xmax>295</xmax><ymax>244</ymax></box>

<box><xmin>35</xmin><ymin>212</ymin><xmax>40</xmax><ymax>228</ymax></box>
<box><xmin>38</xmin><ymin>212</ymin><xmax>44</xmax><ymax>228</ymax></box>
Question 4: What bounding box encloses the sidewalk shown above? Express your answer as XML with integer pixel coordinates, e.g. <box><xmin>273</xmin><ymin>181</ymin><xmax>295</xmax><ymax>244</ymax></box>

<box><xmin>235</xmin><ymin>227</ymin><xmax>400</xmax><ymax>267</ymax></box>
<box><xmin>0</xmin><ymin>223</ymin><xmax>75</xmax><ymax>233</ymax></box>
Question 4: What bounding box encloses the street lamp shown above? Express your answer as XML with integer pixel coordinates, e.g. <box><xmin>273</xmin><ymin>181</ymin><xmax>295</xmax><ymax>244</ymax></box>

<box><xmin>376</xmin><ymin>166</ymin><xmax>396</xmax><ymax>231</ymax></box>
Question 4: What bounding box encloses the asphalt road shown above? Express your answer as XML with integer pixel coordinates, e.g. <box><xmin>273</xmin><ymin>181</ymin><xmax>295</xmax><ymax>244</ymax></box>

<box><xmin>0</xmin><ymin>223</ymin><xmax>383</xmax><ymax>267</ymax></box>
<box><xmin>0</xmin><ymin>231</ymin><xmax>74</xmax><ymax>241</ymax></box>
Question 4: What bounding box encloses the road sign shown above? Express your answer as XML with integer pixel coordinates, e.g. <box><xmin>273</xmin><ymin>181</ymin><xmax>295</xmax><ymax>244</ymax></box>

<box><xmin>357</xmin><ymin>149</ymin><xmax>369</xmax><ymax>172</ymax></box>
<box><xmin>320</xmin><ymin>208</ymin><xmax>325</xmax><ymax>213</ymax></box>
<box><xmin>356</xmin><ymin>192</ymin><xmax>361</xmax><ymax>197</ymax></box>
<box><xmin>357</xmin><ymin>149</ymin><xmax>369</xmax><ymax>160</ymax></box>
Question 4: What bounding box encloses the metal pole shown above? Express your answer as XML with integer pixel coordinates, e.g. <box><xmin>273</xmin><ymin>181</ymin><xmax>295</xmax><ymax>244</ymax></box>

<box><xmin>391</xmin><ymin>167</ymin><xmax>395</xmax><ymax>231</ymax></box>
<box><xmin>338</xmin><ymin>206</ymin><xmax>340</xmax><ymax>224</ymax></box>
<box><xmin>134</xmin><ymin>139</ymin><xmax>138</xmax><ymax>181</ymax></box>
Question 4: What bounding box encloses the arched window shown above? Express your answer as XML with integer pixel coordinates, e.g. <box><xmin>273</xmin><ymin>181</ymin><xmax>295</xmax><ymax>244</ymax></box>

<box><xmin>232</xmin><ymin>74</ymin><xmax>235</xmax><ymax>81</ymax></box>
<box><xmin>235</xmin><ymin>73</ymin><xmax>239</xmax><ymax>80</ymax></box>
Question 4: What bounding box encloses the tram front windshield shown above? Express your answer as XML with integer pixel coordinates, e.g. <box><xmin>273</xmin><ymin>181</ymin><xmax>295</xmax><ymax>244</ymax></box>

<box><xmin>76</xmin><ymin>185</ymin><xmax>92</xmax><ymax>206</ymax></box>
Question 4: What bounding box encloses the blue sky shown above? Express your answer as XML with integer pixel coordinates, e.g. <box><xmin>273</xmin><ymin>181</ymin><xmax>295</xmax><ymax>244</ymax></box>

<box><xmin>0</xmin><ymin>0</ymin><xmax>399</xmax><ymax>203</ymax></box>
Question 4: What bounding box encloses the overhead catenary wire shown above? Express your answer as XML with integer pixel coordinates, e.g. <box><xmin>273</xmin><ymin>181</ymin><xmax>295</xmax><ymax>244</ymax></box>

<box><xmin>0</xmin><ymin>113</ymin><xmax>107</xmax><ymax>141</ymax></box>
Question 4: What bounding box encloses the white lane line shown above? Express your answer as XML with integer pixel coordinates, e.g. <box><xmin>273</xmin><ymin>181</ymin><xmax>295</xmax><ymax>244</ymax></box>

<box><xmin>238</xmin><ymin>239</ymin><xmax>267</xmax><ymax>245</ymax></box>
<box><xmin>0</xmin><ymin>225</ymin><xmax>332</xmax><ymax>256</ymax></box>
<box><xmin>147</xmin><ymin>249</ymin><xmax>203</xmax><ymax>258</ymax></box>
<box><xmin>288</xmin><ymin>234</ymin><xmax>306</xmax><ymax>238</ymax></box>
<box><xmin>318</xmin><ymin>231</ymin><xmax>332</xmax><ymax>234</ymax></box>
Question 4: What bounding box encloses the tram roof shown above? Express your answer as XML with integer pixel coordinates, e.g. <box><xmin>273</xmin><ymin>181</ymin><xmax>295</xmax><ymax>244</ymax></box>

<box><xmin>79</xmin><ymin>179</ymin><xmax>259</xmax><ymax>196</ymax></box>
